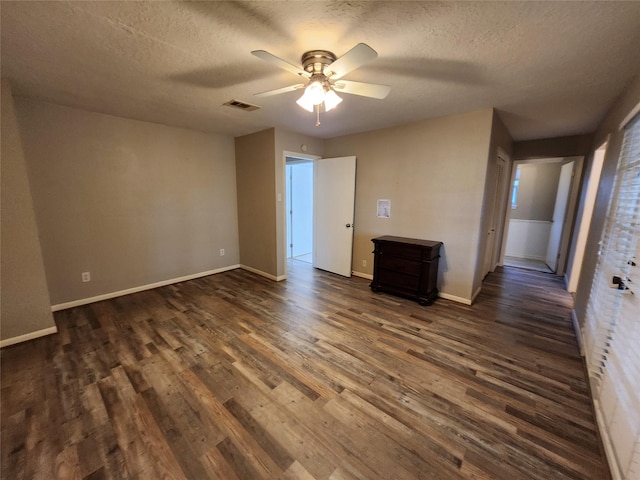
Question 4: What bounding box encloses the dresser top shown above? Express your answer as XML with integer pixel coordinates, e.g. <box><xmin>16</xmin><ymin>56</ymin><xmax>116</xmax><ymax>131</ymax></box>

<box><xmin>372</xmin><ymin>236</ymin><xmax>443</xmax><ymax>248</ymax></box>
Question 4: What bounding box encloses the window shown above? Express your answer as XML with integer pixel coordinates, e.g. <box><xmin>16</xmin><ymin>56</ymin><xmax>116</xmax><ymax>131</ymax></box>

<box><xmin>583</xmin><ymin>112</ymin><xmax>640</xmax><ymax>480</ymax></box>
<box><xmin>511</xmin><ymin>165</ymin><xmax>521</xmax><ymax>209</ymax></box>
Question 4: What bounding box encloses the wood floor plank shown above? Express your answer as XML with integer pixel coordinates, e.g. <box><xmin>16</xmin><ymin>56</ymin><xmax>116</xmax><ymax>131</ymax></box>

<box><xmin>240</xmin><ymin>382</ymin><xmax>344</xmax><ymax>479</ymax></box>
<box><xmin>223</xmin><ymin>397</ymin><xmax>294</xmax><ymax>471</ymax></box>
<box><xmin>200</xmin><ymin>445</ymin><xmax>243</xmax><ymax>480</ymax></box>
<box><xmin>178</xmin><ymin>367</ymin><xmax>285</xmax><ymax>478</ymax></box>
<box><xmin>282</xmin><ymin>460</ymin><xmax>319</xmax><ymax>480</ymax></box>
<box><xmin>1</xmin><ymin>263</ymin><xmax>611</xmax><ymax>479</ymax></box>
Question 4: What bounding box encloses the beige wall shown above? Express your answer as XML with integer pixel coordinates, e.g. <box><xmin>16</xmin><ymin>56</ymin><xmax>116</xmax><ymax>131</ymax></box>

<box><xmin>1</xmin><ymin>81</ymin><xmax>56</xmax><ymax>342</ymax></box>
<box><xmin>325</xmin><ymin>109</ymin><xmax>494</xmax><ymax>303</ymax></box>
<box><xmin>15</xmin><ymin>98</ymin><xmax>239</xmax><ymax>306</ymax></box>
<box><xmin>473</xmin><ymin>111</ymin><xmax>513</xmax><ymax>291</ymax></box>
<box><xmin>235</xmin><ymin>128</ymin><xmax>278</xmax><ymax>277</ymax></box>
<box><xmin>574</xmin><ymin>73</ymin><xmax>640</xmax><ymax>328</ymax></box>
<box><xmin>511</xmin><ymin>162</ymin><xmax>562</xmax><ymax>221</ymax></box>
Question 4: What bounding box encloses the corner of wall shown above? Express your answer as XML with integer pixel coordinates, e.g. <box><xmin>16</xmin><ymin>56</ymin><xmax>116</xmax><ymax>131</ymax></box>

<box><xmin>472</xmin><ymin>109</ymin><xmax>514</xmax><ymax>294</ymax></box>
<box><xmin>235</xmin><ymin>128</ymin><xmax>279</xmax><ymax>277</ymax></box>
<box><xmin>1</xmin><ymin>79</ymin><xmax>56</xmax><ymax>344</ymax></box>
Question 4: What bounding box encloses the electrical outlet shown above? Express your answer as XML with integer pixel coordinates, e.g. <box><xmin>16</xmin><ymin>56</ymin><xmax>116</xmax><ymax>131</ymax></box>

<box><xmin>82</xmin><ymin>272</ymin><xmax>91</xmax><ymax>282</ymax></box>
<box><xmin>220</xmin><ymin>248</ymin><xmax>225</xmax><ymax>256</ymax></box>
<box><xmin>362</xmin><ymin>260</ymin><xmax>367</xmax><ymax>267</ymax></box>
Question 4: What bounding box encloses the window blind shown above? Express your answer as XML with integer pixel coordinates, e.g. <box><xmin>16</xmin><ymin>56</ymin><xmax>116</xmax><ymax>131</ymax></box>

<box><xmin>583</xmin><ymin>112</ymin><xmax>640</xmax><ymax>480</ymax></box>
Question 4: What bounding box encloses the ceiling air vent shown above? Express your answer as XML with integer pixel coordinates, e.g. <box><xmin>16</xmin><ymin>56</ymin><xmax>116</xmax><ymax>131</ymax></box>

<box><xmin>223</xmin><ymin>99</ymin><xmax>260</xmax><ymax>111</ymax></box>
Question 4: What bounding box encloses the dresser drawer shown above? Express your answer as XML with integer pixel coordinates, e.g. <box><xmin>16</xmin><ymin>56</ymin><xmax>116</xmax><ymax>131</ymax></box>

<box><xmin>379</xmin><ymin>241</ymin><xmax>424</xmax><ymax>260</ymax></box>
<box><xmin>376</xmin><ymin>269</ymin><xmax>420</xmax><ymax>292</ymax></box>
<box><xmin>379</xmin><ymin>254</ymin><xmax>422</xmax><ymax>275</ymax></box>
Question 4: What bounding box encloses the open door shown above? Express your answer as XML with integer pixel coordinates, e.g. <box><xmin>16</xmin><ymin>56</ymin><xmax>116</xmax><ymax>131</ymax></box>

<box><xmin>313</xmin><ymin>156</ymin><xmax>356</xmax><ymax>277</ymax></box>
<box><xmin>545</xmin><ymin>161</ymin><xmax>574</xmax><ymax>271</ymax></box>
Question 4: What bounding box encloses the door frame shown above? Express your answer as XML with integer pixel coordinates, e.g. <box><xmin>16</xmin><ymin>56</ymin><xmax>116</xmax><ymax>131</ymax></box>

<box><xmin>566</xmin><ymin>139</ymin><xmax>608</xmax><ymax>292</ymax></box>
<box><xmin>279</xmin><ymin>150</ymin><xmax>320</xmax><ymax>279</ymax></box>
<box><xmin>483</xmin><ymin>148</ymin><xmax>511</xmax><ymax>277</ymax></box>
<box><xmin>498</xmin><ymin>156</ymin><xmax>583</xmax><ymax>277</ymax></box>
<box><xmin>286</xmin><ymin>159</ymin><xmax>314</xmax><ymax>260</ymax></box>
<box><xmin>546</xmin><ymin>161</ymin><xmax>575</xmax><ymax>272</ymax></box>
<box><xmin>554</xmin><ymin>158</ymin><xmax>583</xmax><ymax>276</ymax></box>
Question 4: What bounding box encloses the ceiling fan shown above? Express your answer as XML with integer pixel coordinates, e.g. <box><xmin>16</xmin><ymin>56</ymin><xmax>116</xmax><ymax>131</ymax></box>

<box><xmin>251</xmin><ymin>43</ymin><xmax>390</xmax><ymax>125</ymax></box>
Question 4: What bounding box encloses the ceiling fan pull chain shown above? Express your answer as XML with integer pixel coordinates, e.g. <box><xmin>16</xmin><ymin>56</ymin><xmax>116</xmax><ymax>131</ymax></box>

<box><xmin>316</xmin><ymin>104</ymin><xmax>321</xmax><ymax>126</ymax></box>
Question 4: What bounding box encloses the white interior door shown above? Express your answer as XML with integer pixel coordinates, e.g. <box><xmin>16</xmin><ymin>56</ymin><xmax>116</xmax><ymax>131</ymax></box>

<box><xmin>483</xmin><ymin>157</ymin><xmax>507</xmax><ymax>277</ymax></box>
<box><xmin>313</xmin><ymin>156</ymin><xmax>356</xmax><ymax>277</ymax></box>
<box><xmin>545</xmin><ymin>161</ymin><xmax>573</xmax><ymax>271</ymax></box>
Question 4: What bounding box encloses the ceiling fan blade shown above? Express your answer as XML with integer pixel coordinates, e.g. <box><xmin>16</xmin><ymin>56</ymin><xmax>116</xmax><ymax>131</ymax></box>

<box><xmin>251</xmin><ymin>50</ymin><xmax>310</xmax><ymax>78</ymax></box>
<box><xmin>324</xmin><ymin>43</ymin><xmax>378</xmax><ymax>80</ymax></box>
<box><xmin>254</xmin><ymin>84</ymin><xmax>305</xmax><ymax>97</ymax></box>
<box><xmin>333</xmin><ymin>80</ymin><xmax>390</xmax><ymax>99</ymax></box>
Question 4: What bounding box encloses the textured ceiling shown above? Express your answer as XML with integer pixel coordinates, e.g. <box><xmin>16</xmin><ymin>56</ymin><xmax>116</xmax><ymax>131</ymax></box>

<box><xmin>2</xmin><ymin>1</ymin><xmax>640</xmax><ymax>141</ymax></box>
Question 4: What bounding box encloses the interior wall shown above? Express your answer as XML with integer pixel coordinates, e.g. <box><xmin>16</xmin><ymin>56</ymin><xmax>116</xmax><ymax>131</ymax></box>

<box><xmin>15</xmin><ymin>97</ymin><xmax>239</xmax><ymax>306</ymax></box>
<box><xmin>325</xmin><ymin>109</ymin><xmax>494</xmax><ymax>303</ymax></box>
<box><xmin>1</xmin><ymin>81</ymin><xmax>56</xmax><ymax>342</ymax></box>
<box><xmin>235</xmin><ymin>128</ymin><xmax>278</xmax><ymax>278</ymax></box>
<box><xmin>474</xmin><ymin>111</ymin><xmax>513</xmax><ymax>288</ymax></box>
<box><xmin>574</xmin><ymin>73</ymin><xmax>640</xmax><ymax>330</ymax></box>
<box><xmin>511</xmin><ymin>163</ymin><xmax>562</xmax><ymax>221</ymax></box>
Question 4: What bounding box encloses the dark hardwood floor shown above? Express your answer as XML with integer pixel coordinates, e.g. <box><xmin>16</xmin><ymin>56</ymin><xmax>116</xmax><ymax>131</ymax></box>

<box><xmin>1</xmin><ymin>262</ymin><xmax>611</xmax><ymax>479</ymax></box>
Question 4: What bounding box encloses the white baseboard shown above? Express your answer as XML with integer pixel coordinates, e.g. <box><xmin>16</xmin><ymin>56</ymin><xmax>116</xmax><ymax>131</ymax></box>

<box><xmin>240</xmin><ymin>264</ymin><xmax>286</xmax><ymax>282</ymax></box>
<box><xmin>0</xmin><ymin>326</ymin><xmax>58</xmax><ymax>348</ymax></box>
<box><xmin>471</xmin><ymin>285</ymin><xmax>482</xmax><ymax>304</ymax></box>
<box><xmin>352</xmin><ymin>271</ymin><xmax>373</xmax><ymax>280</ymax></box>
<box><xmin>571</xmin><ymin>309</ymin><xmax>584</xmax><ymax>356</ymax></box>
<box><xmin>438</xmin><ymin>292</ymin><xmax>473</xmax><ymax>305</ymax></box>
<box><xmin>593</xmin><ymin>398</ymin><xmax>623</xmax><ymax>480</ymax></box>
<box><xmin>505</xmin><ymin>253</ymin><xmax>547</xmax><ymax>261</ymax></box>
<box><xmin>51</xmin><ymin>265</ymin><xmax>240</xmax><ymax>311</ymax></box>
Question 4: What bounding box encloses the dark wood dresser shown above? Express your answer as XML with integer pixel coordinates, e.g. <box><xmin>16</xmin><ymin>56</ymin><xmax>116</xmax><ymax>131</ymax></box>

<box><xmin>370</xmin><ymin>236</ymin><xmax>443</xmax><ymax>305</ymax></box>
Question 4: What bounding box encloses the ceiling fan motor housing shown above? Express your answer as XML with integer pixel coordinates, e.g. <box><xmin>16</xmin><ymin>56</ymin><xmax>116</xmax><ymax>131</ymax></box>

<box><xmin>301</xmin><ymin>50</ymin><xmax>337</xmax><ymax>75</ymax></box>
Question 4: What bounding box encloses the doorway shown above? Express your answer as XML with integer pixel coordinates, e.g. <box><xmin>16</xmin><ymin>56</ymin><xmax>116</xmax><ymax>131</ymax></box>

<box><xmin>281</xmin><ymin>153</ymin><xmax>357</xmax><ymax>279</ymax></box>
<box><xmin>286</xmin><ymin>159</ymin><xmax>314</xmax><ymax>263</ymax></box>
<box><xmin>502</xmin><ymin>156</ymin><xmax>583</xmax><ymax>275</ymax></box>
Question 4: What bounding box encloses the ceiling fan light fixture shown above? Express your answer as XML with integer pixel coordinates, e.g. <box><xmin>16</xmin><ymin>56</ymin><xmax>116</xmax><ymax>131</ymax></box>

<box><xmin>323</xmin><ymin>88</ymin><xmax>342</xmax><ymax>111</ymax></box>
<box><xmin>296</xmin><ymin>92</ymin><xmax>315</xmax><ymax>112</ymax></box>
<box><xmin>305</xmin><ymin>80</ymin><xmax>326</xmax><ymax>105</ymax></box>
<box><xmin>296</xmin><ymin>78</ymin><xmax>327</xmax><ymax>112</ymax></box>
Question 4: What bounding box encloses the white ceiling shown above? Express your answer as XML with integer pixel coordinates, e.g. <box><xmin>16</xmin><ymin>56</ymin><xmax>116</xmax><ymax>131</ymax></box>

<box><xmin>2</xmin><ymin>1</ymin><xmax>640</xmax><ymax>141</ymax></box>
